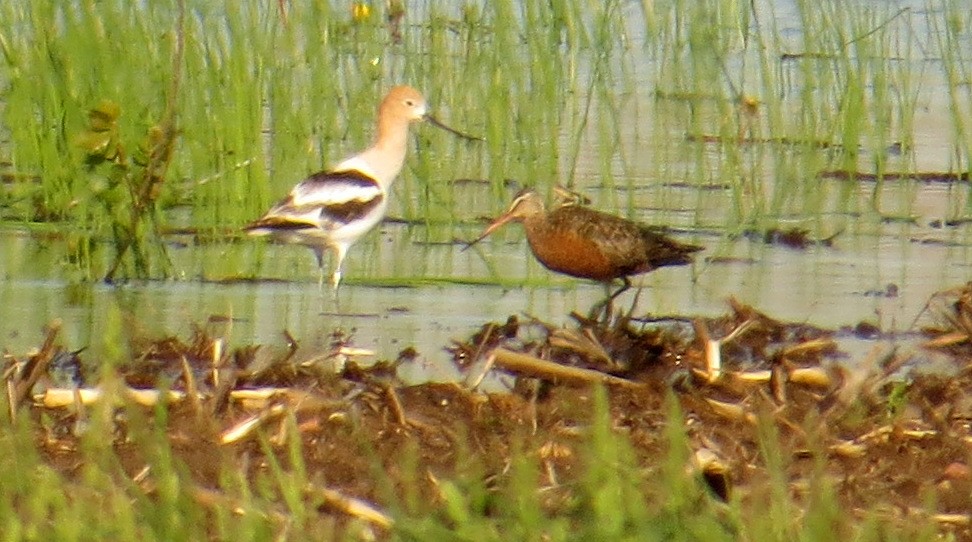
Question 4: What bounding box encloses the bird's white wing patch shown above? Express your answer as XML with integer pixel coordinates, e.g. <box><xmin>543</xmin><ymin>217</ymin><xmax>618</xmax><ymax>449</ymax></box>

<box><xmin>289</xmin><ymin>172</ymin><xmax>382</xmax><ymax>208</ymax></box>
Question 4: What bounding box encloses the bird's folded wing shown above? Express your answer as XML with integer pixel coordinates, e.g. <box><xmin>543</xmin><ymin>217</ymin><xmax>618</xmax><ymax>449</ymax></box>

<box><xmin>250</xmin><ymin>170</ymin><xmax>385</xmax><ymax>229</ymax></box>
<box><xmin>289</xmin><ymin>170</ymin><xmax>382</xmax><ymax>207</ymax></box>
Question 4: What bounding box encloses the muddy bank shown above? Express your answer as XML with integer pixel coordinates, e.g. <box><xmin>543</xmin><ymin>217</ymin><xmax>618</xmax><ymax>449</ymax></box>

<box><xmin>7</xmin><ymin>283</ymin><xmax>972</xmax><ymax>537</ymax></box>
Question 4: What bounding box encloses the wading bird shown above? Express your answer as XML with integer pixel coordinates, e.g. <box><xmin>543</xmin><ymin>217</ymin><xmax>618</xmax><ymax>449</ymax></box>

<box><xmin>245</xmin><ymin>85</ymin><xmax>478</xmax><ymax>290</ymax></box>
<box><xmin>467</xmin><ymin>188</ymin><xmax>702</xmax><ymax>313</ymax></box>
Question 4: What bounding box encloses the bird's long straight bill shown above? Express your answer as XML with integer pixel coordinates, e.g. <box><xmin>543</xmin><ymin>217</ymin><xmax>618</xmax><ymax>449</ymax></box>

<box><xmin>462</xmin><ymin>231</ymin><xmax>491</xmax><ymax>252</ymax></box>
<box><xmin>462</xmin><ymin>213</ymin><xmax>515</xmax><ymax>251</ymax></box>
<box><xmin>425</xmin><ymin>114</ymin><xmax>484</xmax><ymax>142</ymax></box>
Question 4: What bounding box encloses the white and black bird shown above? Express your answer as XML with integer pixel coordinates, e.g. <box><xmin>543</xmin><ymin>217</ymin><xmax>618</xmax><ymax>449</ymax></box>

<box><xmin>245</xmin><ymin>85</ymin><xmax>475</xmax><ymax>289</ymax></box>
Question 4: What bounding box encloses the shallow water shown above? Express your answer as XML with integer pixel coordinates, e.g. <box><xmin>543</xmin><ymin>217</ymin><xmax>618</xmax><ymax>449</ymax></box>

<box><xmin>2</xmin><ymin>0</ymin><xmax>972</xmax><ymax>380</ymax></box>
<box><xmin>2</xmin><ymin>178</ymin><xmax>970</xmax><ymax>380</ymax></box>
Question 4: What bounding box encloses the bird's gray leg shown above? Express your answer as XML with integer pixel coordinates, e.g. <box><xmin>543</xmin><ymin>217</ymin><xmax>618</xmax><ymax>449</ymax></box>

<box><xmin>608</xmin><ymin>277</ymin><xmax>633</xmax><ymax>312</ymax></box>
<box><xmin>624</xmin><ymin>279</ymin><xmax>644</xmax><ymax>318</ymax></box>
<box><xmin>589</xmin><ymin>278</ymin><xmax>631</xmax><ymax>322</ymax></box>
<box><xmin>312</xmin><ymin>247</ymin><xmax>326</xmax><ymax>290</ymax></box>
<box><xmin>330</xmin><ymin>244</ymin><xmax>348</xmax><ymax>291</ymax></box>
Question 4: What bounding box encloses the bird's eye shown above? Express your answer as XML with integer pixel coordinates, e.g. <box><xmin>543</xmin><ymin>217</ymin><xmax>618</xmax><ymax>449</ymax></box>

<box><xmin>405</xmin><ymin>99</ymin><xmax>415</xmax><ymax>106</ymax></box>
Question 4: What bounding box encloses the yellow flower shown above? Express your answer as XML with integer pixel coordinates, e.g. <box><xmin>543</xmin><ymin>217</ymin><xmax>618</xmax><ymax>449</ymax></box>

<box><xmin>351</xmin><ymin>2</ymin><xmax>372</xmax><ymax>22</ymax></box>
<box><xmin>738</xmin><ymin>94</ymin><xmax>760</xmax><ymax>116</ymax></box>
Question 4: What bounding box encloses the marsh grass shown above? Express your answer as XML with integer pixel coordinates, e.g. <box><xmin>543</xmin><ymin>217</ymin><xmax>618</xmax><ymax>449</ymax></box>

<box><xmin>932</xmin><ymin>3</ymin><xmax>972</xmax><ymax>182</ymax></box>
<box><xmin>1</xmin><ymin>0</ymin><xmax>970</xmax><ymax>285</ymax></box>
<box><xmin>0</xmin><ymin>383</ymin><xmax>944</xmax><ymax>540</ymax></box>
<box><xmin>636</xmin><ymin>0</ymin><xmax>939</xmax><ymax>241</ymax></box>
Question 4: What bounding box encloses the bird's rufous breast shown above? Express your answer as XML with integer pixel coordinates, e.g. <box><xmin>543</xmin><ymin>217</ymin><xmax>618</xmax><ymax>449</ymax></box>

<box><xmin>523</xmin><ymin>219</ymin><xmax>620</xmax><ymax>281</ymax></box>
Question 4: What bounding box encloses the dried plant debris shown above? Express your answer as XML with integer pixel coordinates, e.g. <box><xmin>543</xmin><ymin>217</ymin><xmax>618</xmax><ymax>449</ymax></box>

<box><xmin>687</xmin><ymin>133</ymin><xmax>839</xmax><ymax>149</ymax></box>
<box><xmin>918</xmin><ymin>281</ymin><xmax>972</xmax><ymax>354</ymax></box>
<box><xmin>741</xmin><ymin>227</ymin><xmax>842</xmax><ymax>249</ymax></box>
<box><xmin>9</xmin><ymin>286</ymin><xmax>972</xmax><ymax>535</ymax></box>
<box><xmin>819</xmin><ymin>169</ymin><xmax>970</xmax><ymax>184</ymax></box>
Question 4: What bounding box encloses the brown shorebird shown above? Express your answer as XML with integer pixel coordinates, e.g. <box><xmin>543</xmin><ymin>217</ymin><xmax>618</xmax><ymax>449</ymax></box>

<box><xmin>245</xmin><ymin>85</ymin><xmax>478</xmax><ymax>290</ymax></box>
<box><xmin>468</xmin><ymin>188</ymin><xmax>703</xmax><ymax>312</ymax></box>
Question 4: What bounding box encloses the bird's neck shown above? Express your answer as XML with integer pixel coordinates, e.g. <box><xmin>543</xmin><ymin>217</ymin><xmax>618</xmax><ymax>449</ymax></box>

<box><xmin>362</xmin><ymin>116</ymin><xmax>411</xmax><ymax>188</ymax></box>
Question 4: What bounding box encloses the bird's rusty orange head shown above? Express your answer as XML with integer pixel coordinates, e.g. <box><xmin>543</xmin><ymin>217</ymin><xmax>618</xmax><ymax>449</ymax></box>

<box><xmin>463</xmin><ymin>188</ymin><xmax>545</xmax><ymax>250</ymax></box>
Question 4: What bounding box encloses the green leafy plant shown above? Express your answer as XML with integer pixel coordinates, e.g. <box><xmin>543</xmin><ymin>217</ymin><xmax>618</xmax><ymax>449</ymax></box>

<box><xmin>77</xmin><ymin>100</ymin><xmax>178</xmax><ymax>281</ymax></box>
